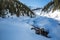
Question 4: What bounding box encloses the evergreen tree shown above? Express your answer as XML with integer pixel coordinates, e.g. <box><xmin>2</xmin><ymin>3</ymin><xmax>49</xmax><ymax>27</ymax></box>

<box><xmin>0</xmin><ymin>0</ymin><xmax>35</xmax><ymax>18</ymax></box>
<box><xmin>42</xmin><ymin>0</ymin><xmax>60</xmax><ymax>12</ymax></box>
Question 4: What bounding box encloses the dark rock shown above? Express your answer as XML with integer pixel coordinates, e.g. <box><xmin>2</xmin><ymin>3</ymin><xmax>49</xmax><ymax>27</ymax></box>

<box><xmin>31</xmin><ymin>27</ymin><xmax>51</xmax><ymax>38</ymax></box>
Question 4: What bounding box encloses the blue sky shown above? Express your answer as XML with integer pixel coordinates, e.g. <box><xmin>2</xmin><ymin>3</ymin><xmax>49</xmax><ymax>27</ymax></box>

<box><xmin>20</xmin><ymin>0</ymin><xmax>51</xmax><ymax>8</ymax></box>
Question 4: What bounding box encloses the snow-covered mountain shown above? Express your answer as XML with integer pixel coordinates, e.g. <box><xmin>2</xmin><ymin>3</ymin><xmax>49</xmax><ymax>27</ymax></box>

<box><xmin>33</xmin><ymin>8</ymin><xmax>60</xmax><ymax>21</ymax></box>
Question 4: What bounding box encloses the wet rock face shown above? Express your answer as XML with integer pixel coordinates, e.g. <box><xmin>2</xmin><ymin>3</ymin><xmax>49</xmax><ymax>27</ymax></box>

<box><xmin>31</xmin><ymin>27</ymin><xmax>50</xmax><ymax>38</ymax></box>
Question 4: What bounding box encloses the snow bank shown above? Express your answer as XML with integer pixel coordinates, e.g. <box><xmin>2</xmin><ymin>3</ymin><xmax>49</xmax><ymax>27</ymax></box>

<box><xmin>0</xmin><ymin>17</ymin><xmax>50</xmax><ymax>40</ymax></box>
<box><xmin>0</xmin><ymin>16</ymin><xmax>60</xmax><ymax>40</ymax></box>
<box><xmin>22</xmin><ymin>16</ymin><xmax>60</xmax><ymax>40</ymax></box>
<box><xmin>34</xmin><ymin>9</ymin><xmax>60</xmax><ymax>21</ymax></box>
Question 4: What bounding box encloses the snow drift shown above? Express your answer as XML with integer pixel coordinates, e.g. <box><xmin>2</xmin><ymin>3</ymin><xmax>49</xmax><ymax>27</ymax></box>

<box><xmin>0</xmin><ymin>16</ymin><xmax>60</xmax><ymax>40</ymax></box>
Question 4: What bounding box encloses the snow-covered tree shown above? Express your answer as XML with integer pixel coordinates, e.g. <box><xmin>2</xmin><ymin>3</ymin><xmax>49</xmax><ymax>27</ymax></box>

<box><xmin>0</xmin><ymin>0</ymin><xmax>35</xmax><ymax>18</ymax></box>
<box><xmin>42</xmin><ymin>0</ymin><xmax>60</xmax><ymax>12</ymax></box>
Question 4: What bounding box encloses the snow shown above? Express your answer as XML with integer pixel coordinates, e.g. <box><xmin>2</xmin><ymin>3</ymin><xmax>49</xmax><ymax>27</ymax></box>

<box><xmin>34</xmin><ymin>9</ymin><xmax>60</xmax><ymax>21</ymax></box>
<box><xmin>0</xmin><ymin>17</ymin><xmax>50</xmax><ymax>40</ymax></box>
<box><xmin>0</xmin><ymin>16</ymin><xmax>60</xmax><ymax>40</ymax></box>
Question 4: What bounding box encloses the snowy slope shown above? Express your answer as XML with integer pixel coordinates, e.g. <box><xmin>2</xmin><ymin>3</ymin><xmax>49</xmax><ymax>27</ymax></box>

<box><xmin>33</xmin><ymin>9</ymin><xmax>60</xmax><ymax>21</ymax></box>
<box><xmin>0</xmin><ymin>17</ymin><xmax>51</xmax><ymax>40</ymax></box>
<box><xmin>40</xmin><ymin>10</ymin><xmax>60</xmax><ymax>21</ymax></box>
<box><xmin>0</xmin><ymin>16</ymin><xmax>60</xmax><ymax>40</ymax></box>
